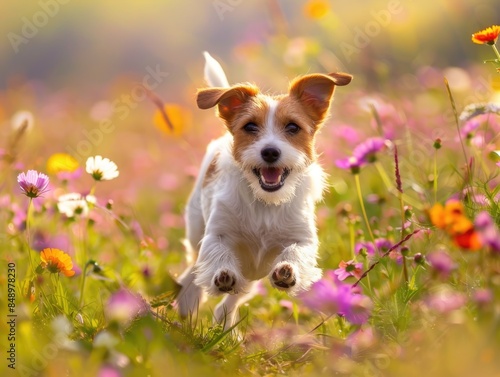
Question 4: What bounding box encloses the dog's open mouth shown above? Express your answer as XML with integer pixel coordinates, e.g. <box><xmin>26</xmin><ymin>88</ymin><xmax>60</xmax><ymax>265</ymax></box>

<box><xmin>252</xmin><ymin>167</ymin><xmax>290</xmax><ymax>192</ymax></box>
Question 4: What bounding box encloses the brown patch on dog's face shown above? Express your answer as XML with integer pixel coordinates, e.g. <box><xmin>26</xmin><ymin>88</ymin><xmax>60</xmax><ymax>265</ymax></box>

<box><xmin>274</xmin><ymin>95</ymin><xmax>317</xmax><ymax>161</ymax></box>
<box><xmin>229</xmin><ymin>95</ymin><xmax>270</xmax><ymax>164</ymax></box>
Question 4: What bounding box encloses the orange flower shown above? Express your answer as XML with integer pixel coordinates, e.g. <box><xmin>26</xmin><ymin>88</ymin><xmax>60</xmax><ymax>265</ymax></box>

<box><xmin>429</xmin><ymin>200</ymin><xmax>472</xmax><ymax>233</ymax></box>
<box><xmin>40</xmin><ymin>248</ymin><xmax>75</xmax><ymax>277</ymax></box>
<box><xmin>453</xmin><ymin>229</ymin><xmax>482</xmax><ymax>251</ymax></box>
<box><xmin>472</xmin><ymin>25</ymin><xmax>500</xmax><ymax>45</ymax></box>
<box><xmin>429</xmin><ymin>200</ymin><xmax>482</xmax><ymax>251</ymax></box>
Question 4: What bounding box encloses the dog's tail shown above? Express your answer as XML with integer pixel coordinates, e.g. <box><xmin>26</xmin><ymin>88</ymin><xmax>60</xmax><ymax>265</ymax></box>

<box><xmin>203</xmin><ymin>51</ymin><xmax>230</xmax><ymax>88</ymax></box>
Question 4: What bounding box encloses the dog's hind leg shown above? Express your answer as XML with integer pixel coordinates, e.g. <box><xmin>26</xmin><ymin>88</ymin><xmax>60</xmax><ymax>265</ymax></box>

<box><xmin>214</xmin><ymin>281</ymin><xmax>258</xmax><ymax>331</ymax></box>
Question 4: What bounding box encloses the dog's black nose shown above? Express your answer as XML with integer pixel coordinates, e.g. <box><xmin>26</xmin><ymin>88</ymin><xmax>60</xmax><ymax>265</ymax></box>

<box><xmin>261</xmin><ymin>147</ymin><xmax>281</xmax><ymax>163</ymax></box>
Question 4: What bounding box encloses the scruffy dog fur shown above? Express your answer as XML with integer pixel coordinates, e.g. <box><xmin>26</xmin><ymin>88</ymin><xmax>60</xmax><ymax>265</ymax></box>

<box><xmin>177</xmin><ymin>52</ymin><xmax>352</xmax><ymax>329</ymax></box>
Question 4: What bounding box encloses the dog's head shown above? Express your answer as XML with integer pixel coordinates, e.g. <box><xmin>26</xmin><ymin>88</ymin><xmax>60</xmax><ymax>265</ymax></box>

<box><xmin>197</xmin><ymin>72</ymin><xmax>352</xmax><ymax>205</ymax></box>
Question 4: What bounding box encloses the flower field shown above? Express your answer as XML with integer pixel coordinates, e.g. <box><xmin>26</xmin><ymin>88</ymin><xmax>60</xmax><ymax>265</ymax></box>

<box><xmin>1</xmin><ymin>1</ymin><xmax>500</xmax><ymax>376</ymax></box>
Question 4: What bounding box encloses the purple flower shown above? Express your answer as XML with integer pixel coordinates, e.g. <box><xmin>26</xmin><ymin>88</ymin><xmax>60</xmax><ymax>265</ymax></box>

<box><xmin>460</xmin><ymin>119</ymin><xmax>480</xmax><ymax>139</ymax></box>
<box><xmin>374</xmin><ymin>238</ymin><xmax>392</xmax><ymax>252</ymax></box>
<box><xmin>334</xmin><ymin>260</ymin><xmax>363</xmax><ymax>281</ymax></box>
<box><xmin>98</xmin><ymin>366</ymin><xmax>122</xmax><ymax>377</ymax></box>
<box><xmin>352</xmin><ymin>137</ymin><xmax>387</xmax><ymax>164</ymax></box>
<box><xmin>106</xmin><ymin>289</ymin><xmax>148</xmax><ymax>324</ymax></box>
<box><xmin>427</xmin><ymin>250</ymin><xmax>456</xmax><ymax>279</ymax></box>
<box><xmin>425</xmin><ymin>288</ymin><xmax>466</xmax><ymax>313</ymax></box>
<box><xmin>472</xmin><ymin>288</ymin><xmax>493</xmax><ymax>307</ymax></box>
<box><xmin>335</xmin><ymin>156</ymin><xmax>361</xmax><ymax>173</ymax></box>
<box><xmin>300</xmin><ymin>271</ymin><xmax>372</xmax><ymax>325</ymax></box>
<box><xmin>335</xmin><ymin>137</ymin><xmax>388</xmax><ymax>173</ymax></box>
<box><xmin>346</xmin><ymin>327</ymin><xmax>377</xmax><ymax>356</ymax></box>
<box><xmin>17</xmin><ymin>170</ymin><xmax>50</xmax><ymax>198</ymax></box>
<box><xmin>354</xmin><ymin>241</ymin><xmax>376</xmax><ymax>256</ymax></box>
<box><xmin>475</xmin><ymin>211</ymin><xmax>500</xmax><ymax>253</ymax></box>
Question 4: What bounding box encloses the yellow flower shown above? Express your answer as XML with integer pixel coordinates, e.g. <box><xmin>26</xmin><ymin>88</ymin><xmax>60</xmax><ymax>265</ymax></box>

<box><xmin>47</xmin><ymin>153</ymin><xmax>79</xmax><ymax>175</ymax></box>
<box><xmin>153</xmin><ymin>104</ymin><xmax>191</xmax><ymax>137</ymax></box>
<box><xmin>471</xmin><ymin>25</ymin><xmax>500</xmax><ymax>45</ymax></box>
<box><xmin>40</xmin><ymin>248</ymin><xmax>75</xmax><ymax>277</ymax></box>
<box><xmin>304</xmin><ymin>0</ymin><xmax>329</xmax><ymax>19</ymax></box>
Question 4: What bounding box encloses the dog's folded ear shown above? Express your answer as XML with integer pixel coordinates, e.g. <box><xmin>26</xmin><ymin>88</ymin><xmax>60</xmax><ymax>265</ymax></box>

<box><xmin>197</xmin><ymin>85</ymin><xmax>259</xmax><ymax>123</ymax></box>
<box><xmin>289</xmin><ymin>73</ymin><xmax>353</xmax><ymax>123</ymax></box>
<box><xmin>328</xmin><ymin>72</ymin><xmax>353</xmax><ymax>86</ymax></box>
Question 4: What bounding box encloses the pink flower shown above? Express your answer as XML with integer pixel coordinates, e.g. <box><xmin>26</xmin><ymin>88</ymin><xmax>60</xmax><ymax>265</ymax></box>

<box><xmin>472</xmin><ymin>288</ymin><xmax>493</xmax><ymax>307</ymax></box>
<box><xmin>300</xmin><ymin>271</ymin><xmax>372</xmax><ymax>324</ymax></box>
<box><xmin>334</xmin><ymin>260</ymin><xmax>363</xmax><ymax>281</ymax></box>
<box><xmin>17</xmin><ymin>170</ymin><xmax>50</xmax><ymax>198</ymax></box>
<box><xmin>335</xmin><ymin>138</ymin><xmax>388</xmax><ymax>172</ymax></box>
<box><xmin>425</xmin><ymin>288</ymin><xmax>466</xmax><ymax>313</ymax></box>
<box><xmin>475</xmin><ymin>211</ymin><xmax>500</xmax><ymax>253</ymax></box>
<box><xmin>106</xmin><ymin>289</ymin><xmax>148</xmax><ymax>324</ymax></box>
<box><xmin>427</xmin><ymin>250</ymin><xmax>456</xmax><ymax>279</ymax></box>
<box><xmin>354</xmin><ymin>241</ymin><xmax>376</xmax><ymax>256</ymax></box>
<box><xmin>352</xmin><ymin>137</ymin><xmax>387</xmax><ymax>164</ymax></box>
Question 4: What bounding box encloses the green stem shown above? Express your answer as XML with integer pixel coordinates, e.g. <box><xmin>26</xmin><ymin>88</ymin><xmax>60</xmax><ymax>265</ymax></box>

<box><xmin>398</xmin><ymin>191</ymin><xmax>409</xmax><ymax>283</ymax></box>
<box><xmin>491</xmin><ymin>44</ymin><xmax>500</xmax><ymax>61</ymax></box>
<box><xmin>433</xmin><ymin>150</ymin><xmax>438</xmax><ymax>203</ymax></box>
<box><xmin>78</xmin><ymin>262</ymin><xmax>89</xmax><ymax>309</ymax></box>
<box><xmin>348</xmin><ymin>219</ymin><xmax>356</xmax><ymax>261</ymax></box>
<box><xmin>25</xmin><ymin>199</ymin><xmax>35</xmax><ymax>277</ymax></box>
<box><xmin>354</xmin><ymin>174</ymin><xmax>376</xmax><ymax>244</ymax></box>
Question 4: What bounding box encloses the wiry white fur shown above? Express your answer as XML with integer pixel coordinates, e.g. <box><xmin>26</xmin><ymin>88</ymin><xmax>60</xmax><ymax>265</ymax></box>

<box><xmin>177</xmin><ymin>53</ymin><xmax>325</xmax><ymax>330</ymax></box>
<box><xmin>203</xmin><ymin>51</ymin><xmax>230</xmax><ymax>88</ymax></box>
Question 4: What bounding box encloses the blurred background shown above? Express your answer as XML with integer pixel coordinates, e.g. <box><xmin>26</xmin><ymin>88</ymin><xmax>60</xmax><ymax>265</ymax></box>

<box><xmin>1</xmin><ymin>0</ymin><xmax>500</xmax><ymax>91</ymax></box>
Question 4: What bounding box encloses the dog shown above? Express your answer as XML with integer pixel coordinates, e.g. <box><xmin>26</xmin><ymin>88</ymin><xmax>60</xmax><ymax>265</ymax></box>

<box><xmin>177</xmin><ymin>52</ymin><xmax>352</xmax><ymax>329</ymax></box>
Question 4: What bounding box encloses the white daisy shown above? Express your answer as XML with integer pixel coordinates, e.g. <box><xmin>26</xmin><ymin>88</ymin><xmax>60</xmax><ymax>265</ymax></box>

<box><xmin>86</xmin><ymin>155</ymin><xmax>119</xmax><ymax>181</ymax></box>
<box><xmin>57</xmin><ymin>193</ymin><xmax>96</xmax><ymax>218</ymax></box>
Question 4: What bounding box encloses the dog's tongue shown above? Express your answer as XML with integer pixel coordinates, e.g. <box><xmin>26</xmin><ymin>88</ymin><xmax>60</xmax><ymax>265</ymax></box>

<box><xmin>261</xmin><ymin>167</ymin><xmax>282</xmax><ymax>185</ymax></box>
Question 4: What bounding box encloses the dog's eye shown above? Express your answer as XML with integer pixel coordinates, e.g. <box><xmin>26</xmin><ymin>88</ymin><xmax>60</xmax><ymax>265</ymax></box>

<box><xmin>243</xmin><ymin>123</ymin><xmax>259</xmax><ymax>134</ymax></box>
<box><xmin>285</xmin><ymin>123</ymin><xmax>300</xmax><ymax>135</ymax></box>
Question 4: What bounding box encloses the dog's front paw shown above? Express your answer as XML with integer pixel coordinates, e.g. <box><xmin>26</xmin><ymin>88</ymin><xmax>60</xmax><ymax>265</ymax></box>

<box><xmin>214</xmin><ymin>270</ymin><xmax>237</xmax><ymax>293</ymax></box>
<box><xmin>271</xmin><ymin>262</ymin><xmax>296</xmax><ymax>290</ymax></box>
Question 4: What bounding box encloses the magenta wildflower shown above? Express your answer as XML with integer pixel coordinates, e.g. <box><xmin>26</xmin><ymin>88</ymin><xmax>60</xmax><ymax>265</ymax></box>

<box><xmin>346</xmin><ymin>327</ymin><xmax>377</xmax><ymax>356</ymax></box>
<box><xmin>475</xmin><ymin>211</ymin><xmax>500</xmax><ymax>253</ymax></box>
<box><xmin>335</xmin><ymin>137</ymin><xmax>388</xmax><ymax>173</ymax></box>
<box><xmin>17</xmin><ymin>170</ymin><xmax>50</xmax><ymax>198</ymax></box>
<box><xmin>460</xmin><ymin>119</ymin><xmax>481</xmax><ymax>139</ymax></box>
<box><xmin>354</xmin><ymin>241</ymin><xmax>376</xmax><ymax>256</ymax></box>
<box><xmin>106</xmin><ymin>288</ymin><xmax>148</xmax><ymax>324</ymax></box>
<box><xmin>352</xmin><ymin>137</ymin><xmax>387</xmax><ymax>164</ymax></box>
<box><xmin>427</xmin><ymin>250</ymin><xmax>456</xmax><ymax>279</ymax></box>
<box><xmin>98</xmin><ymin>366</ymin><xmax>122</xmax><ymax>377</ymax></box>
<box><xmin>425</xmin><ymin>288</ymin><xmax>466</xmax><ymax>313</ymax></box>
<box><xmin>334</xmin><ymin>260</ymin><xmax>363</xmax><ymax>281</ymax></box>
<box><xmin>374</xmin><ymin>238</ymin><xmax>392</xmax><ymax>252</ymax></box>
<box><xmin>300</xmin><ymin>271</ymin><xmax>372</xmax><ymax>324</ymax></box>
<box><xmin>335</xmin><ymin>156</ymin><xmax>361</xmax><ymax>174</ymax></box>
<box><xmin>472</xmin><ymin>288</ymin><xmax>493</xmax><ymax>307</ymax></box>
